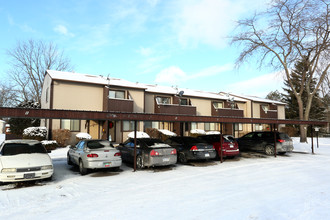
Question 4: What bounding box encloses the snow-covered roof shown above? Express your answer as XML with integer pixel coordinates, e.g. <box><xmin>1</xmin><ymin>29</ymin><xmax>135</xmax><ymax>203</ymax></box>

<box><xmin>46</xmin><ymin>70</ymin><xmax>247</xmax><ymax>102</ymax></box>
<box><xmin>227</xmin><ymin>93</ymin><xmax>285</xmax><ymax>105</ymax></box>
<box><xmin>47</xmin><ymin>70</ymin><xmax>147</xmax><ymax>89</ymax></box>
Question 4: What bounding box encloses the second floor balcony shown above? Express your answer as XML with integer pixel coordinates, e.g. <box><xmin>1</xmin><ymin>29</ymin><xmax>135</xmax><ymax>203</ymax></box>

<box><xmin>212</xmin><ymin>108</ymin><xmax>244</xmax><ymax>117</ymax></box>
<box><xmin>105</xmin><ymin>98</ymin><xmax>134</xmax><ymax>112</ymax></box>
<box><xmin>155</xmin><ymin>103</ymin><xmax>197</xmax><ymax>115</ymax></box>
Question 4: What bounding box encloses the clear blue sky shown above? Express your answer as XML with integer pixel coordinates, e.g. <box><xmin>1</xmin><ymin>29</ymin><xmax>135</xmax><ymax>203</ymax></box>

<box><xmin>0</xmin><ymin>0</ymin><xmax>285</xmax><ymax>97</ymax></box>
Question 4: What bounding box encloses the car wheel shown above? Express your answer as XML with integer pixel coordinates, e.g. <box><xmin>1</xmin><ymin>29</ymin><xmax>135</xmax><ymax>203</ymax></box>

<box><xmin>265</xmin><ymin>145</ymin><xmax>275</xmax><ymax>155</ymax></box>
<box><xmin>278</xmin><ymin>152</ymin><xmax>286</xmax><ymax>155</ymax></box>
<box><xmin>79</xmin><ymin>160</ymin><xmax>88</xmax><ymax>175</ymax></box>
<box><xmin>67</xmin><ymin>154</ymin><xmax>73</xmax><ymax>165</ymax></box>
<box><xmin>136</xmin><ymin>155</ymin><xmax>144</xmax><ymax>169</ymax></box>
<box><xmin>178</xmin><ymin>152</ymin><xmax>187</xmax><ymax>163</ymax></box>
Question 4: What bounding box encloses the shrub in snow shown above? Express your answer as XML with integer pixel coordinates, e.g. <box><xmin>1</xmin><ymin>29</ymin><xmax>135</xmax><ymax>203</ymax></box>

<box><xmin>127</xmin><ymin>131</ymin><xmax>150</xmax><ymax>139</ymax></box>
<box><xmin>76</xmin><ymin>133</ymin><xmax>92</xmax><ymax>140</ymax></box>
<box><xmin>23</xmin><ymin>127</ymin><xmax>47</xmax><ymax>141</ymax></box>
<box><xmin>41</xmin><ymin>140</ymin><xmax>59</xmax><ymax>151</ymax></box>
<box><xmin>145</xmin><ymin>128</ymin><xmax>177</xmax><ymax>141</ymax></box>
<box><xmin>190</xmin><ymin>129</ymin><xmax>206</xmax><ymax>137</ymax></box>
<box><xmin>52</xmin><ymin>129</ymin><xmax>71</xmax><ymax>147</ymax></box>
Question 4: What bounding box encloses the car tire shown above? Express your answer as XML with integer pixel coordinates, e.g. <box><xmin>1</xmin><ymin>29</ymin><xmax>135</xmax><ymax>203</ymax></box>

<box><xmin>278</xmin><ymin>152</ymin><xmax>286</xmax><ymax>155</ymax></box>
<box><xmin>265</xmin><ymin>145</ymin><xmax>275</xmax><ymax>155</ymax></box>
<box><xmin>79</xmin><ymin>160</ymin><xmax>88</xmax><ymax>175</ymax></box>
<box><xmin>178</xmin><ymin>152</ymin><xmax>187</xmax><ymax>163</ymax></box>
<box><xmin>136</xmin><ymin>155</ymin><xmax>144</xmax><ymax>169</ymax></box>
<box><xmin>67</xmin><ymin>154</ymin><xmax>73</xmax><ymax>165</ymax></box>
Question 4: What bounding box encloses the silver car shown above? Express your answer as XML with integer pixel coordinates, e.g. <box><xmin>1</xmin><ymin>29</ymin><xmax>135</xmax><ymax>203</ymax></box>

<box><xmin>67</xmin><ymin>139</ymin><xmax>122</xmax><ymax>175</ymax></box>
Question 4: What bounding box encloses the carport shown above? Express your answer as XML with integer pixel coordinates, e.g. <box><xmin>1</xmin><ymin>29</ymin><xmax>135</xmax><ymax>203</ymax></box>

<box><xmin>0</xmin><ymin>107</ymin><xmax>327</xmax><ymax>170</ymax></box>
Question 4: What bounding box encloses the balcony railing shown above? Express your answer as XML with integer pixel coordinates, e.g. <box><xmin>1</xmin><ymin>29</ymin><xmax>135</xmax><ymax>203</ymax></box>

<box><xmin>212</xmin><ymin>108</ymin><xmax>244</xmax><ymax>117</ymax></box>
<box><xmin>106</xmin><ymin>98</ymin><xmax>134</xmax><ymax>112</ymax></box>
<box><xmin>155</xmin><ymin>104</ymin><xmax>196</xmax><ymax>115</ymax></box>
<box><xmin>260</xmin><ymin>109</ymin><xmax>278</xmax><ymax>119</ymax></box>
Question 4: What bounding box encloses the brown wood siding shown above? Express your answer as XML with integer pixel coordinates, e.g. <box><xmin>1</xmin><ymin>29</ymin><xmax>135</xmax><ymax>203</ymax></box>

<box><xmin>212</xmin><ymin>108</ymin><xmax>244</xmax><ymax>117</ymax></box>
<box><xmin>155</xmin><ymin>104</ymin><xmax>196</xmax><ymax>115</ymax></box>
<box><xmin>260</xmin><ymin>105</ymin><xmax>278</xmax><ymax>118</ymax></box>
<box><xmin>107</xmin><ymin>99</ymin><xmax>134</xmax><ymax>112</ymax></box>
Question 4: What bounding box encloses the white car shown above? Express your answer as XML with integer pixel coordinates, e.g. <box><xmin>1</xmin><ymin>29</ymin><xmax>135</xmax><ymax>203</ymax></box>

<box><xmin>0</xmin><ymin>139</ymin><xmax>54</xmax><ymax>184</ymax></box>
<box><xmin>67</xmin><ymin>139</ymin><xmax>122</xmax><ymax>175</ymax></box>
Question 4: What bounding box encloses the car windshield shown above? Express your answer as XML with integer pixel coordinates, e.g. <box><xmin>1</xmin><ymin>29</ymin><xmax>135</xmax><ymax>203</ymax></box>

<box><xmin>1</xmin><ymin>143</ymin><xmax>47</xmax><ymax>156</ymax></box>
<box><xmin>223</xmin><ymin>136</ymin><xmax>235</xmax><ymax>142</ymax></box>
<box><xmin>87</xmin><ymin>140</ymin><xmax>112</xmax><ymax>149</ymax></box>
<box><xmin>279</xmin><ymin>133</ymin><xmax>291</xmax><ymax>140</ymax></box>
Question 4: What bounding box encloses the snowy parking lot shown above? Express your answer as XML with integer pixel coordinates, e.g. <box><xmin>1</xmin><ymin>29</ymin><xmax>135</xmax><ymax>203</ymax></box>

<box><xmin>1</xmin><ymin>137</ymin><xmax>330</xmax><ymax>220</ymax></box>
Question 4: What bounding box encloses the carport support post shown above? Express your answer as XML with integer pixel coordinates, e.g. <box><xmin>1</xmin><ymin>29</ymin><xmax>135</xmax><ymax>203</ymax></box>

<box><xmin>133</xmin><ymin>120</ymin><xmax>137</xmax><ymax>172</ymax></box>
<box><xmin>311</xmin><ymin>125</ymin><xmax>314</xmax><ymax>154</ymax></box>
<box><xmin>273</xmin><ymin>124</ymin><xmax>277</xmax><ymax>158</ymax></box>
<box><xmin>220</xmin><ymin>133</ymin><xmax>223</xmax><ymax>163</ymax></box>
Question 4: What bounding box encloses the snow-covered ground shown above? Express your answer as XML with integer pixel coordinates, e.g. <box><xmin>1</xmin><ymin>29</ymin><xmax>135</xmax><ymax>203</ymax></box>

<box><xmin>1</xmin><ymin>137</ymin><xmax>330</xmax><ymax>220</ymax></box>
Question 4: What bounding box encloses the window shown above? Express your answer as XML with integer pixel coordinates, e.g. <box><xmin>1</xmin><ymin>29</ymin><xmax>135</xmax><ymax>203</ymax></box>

<box><xmin>144</xmin><ymin>121</ymin><xmax>159</xmax><ymax>130</ymax></box>
<box><xmin>180</xmin><ymin>98</ymin><xmax>188</xmax><ymax>105</ymax></box>
<box><xmin>234</xmin><ymin>123</ymin><xmax>243</xmax><ymax>131</ymax></box>
<box><xmin>123</xmin><ymin>121</ymin><xmax>137</xmax><ymax>131</ymax></box>
<box><xmin>191</xmin><ymin>122</ymin><xmax>197</xmax><ymax>130</ymax></box>
<box><xmin>156</xmin><ymin>96</ymin><xmax>170</xmax><ymax>104</ymax></box>
<box><xmin>204</xmin><ymin>123</ymin><xmax>219</xmax><ymax>131</ymax></box>
<box><xmin>262</xmin><ymin>104</ymin><xmax>269</xmax><ymax>112</ymax></box>
<box><xmin>46</xmin><ymin>89</ymin><xmax>48</xmax><ymax>103</ymax></box>
<box><xmin>61</xmin><ymin>119</ymin><xmax>80</xmax><ymax>131</ymax></box>
<box><xmin>213</xmin><ymin>102</ymin><xmax>223</xmax><ymax>109</ymax></box>
<box><xmin>109</xmin><ymin>90</ymin><xmax>125</xmax><ymax>99</ymax></box>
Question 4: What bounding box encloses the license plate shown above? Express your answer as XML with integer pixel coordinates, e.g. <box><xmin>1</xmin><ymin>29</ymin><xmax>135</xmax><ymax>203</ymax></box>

<box><xmin>24</xmin><ymin>173</ymin><xmax>35</xmax><ymax>179</ymax></box>
<box><xmin>205</xmin><ymin>153</ymin><xmax>210</xmax><ymax>157</ymax></box>
<box><xmin>229</xmin><ymin>144</ymin><xmax>234</xmax><ymax>148</ymax></box>
<box><xmin>163</xmin><ymin>158</ymin><xmax>170</xmax><ymax>162</ymax></box>
<box><xmin>104</xmin><ymin>162</ymin><xmax>111</xmax><ymax>167</ymax></box>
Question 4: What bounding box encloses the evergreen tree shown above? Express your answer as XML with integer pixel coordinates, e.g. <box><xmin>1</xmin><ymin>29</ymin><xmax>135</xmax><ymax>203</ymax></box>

<box><xmin>8</xmin><ymin>101</ymin><xmax>40</xmax><ymax>136</ymax></box>
<box><xmin>266</xmin><ymin>90</ymin><xmax>284</xmax><ymax>102</ymax></box>
<box><xmin>282</xmin><ymin>59</ymin><xmax>326</xmax><ymax>121</ymax></box>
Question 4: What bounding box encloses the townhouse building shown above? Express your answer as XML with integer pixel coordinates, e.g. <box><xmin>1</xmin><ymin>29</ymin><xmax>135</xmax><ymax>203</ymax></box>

<box><xmin>41</xmin><ymin>70</ymin><xmax>286</xmax><ymax>144</ymax></box>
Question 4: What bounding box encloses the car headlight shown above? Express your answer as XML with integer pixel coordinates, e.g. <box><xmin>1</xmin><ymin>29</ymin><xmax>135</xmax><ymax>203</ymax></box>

<box><xmin>2</xmin><ymin>168</ymin><xmax>17</xmax><ymax>173</ymax></box>
<box><xmin>41</xmin><ymin>165</ymin><xmax>53</xmax><ymax>170</ymax></box>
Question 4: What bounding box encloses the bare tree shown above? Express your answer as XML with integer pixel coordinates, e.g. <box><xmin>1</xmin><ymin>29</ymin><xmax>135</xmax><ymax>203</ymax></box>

<box><xmin>6</xmin><ymin>39</ymin><xmax>73</xmax><ymax>104</ymax></box>
<box><xmin>0</xmin><ymin>82</ymin><xmax>19</xmax><ymax>107</ymax></box>
<box><xmin>231</xmin><ymin>0</ymin><xmax>330</xmax><ymax>142</ymax></box>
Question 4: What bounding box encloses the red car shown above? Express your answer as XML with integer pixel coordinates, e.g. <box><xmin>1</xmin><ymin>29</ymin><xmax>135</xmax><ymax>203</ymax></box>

<box><xmin>198</xmin><ymin>134</ymin><xmax>240</xmax><ymax>158</ymax></box>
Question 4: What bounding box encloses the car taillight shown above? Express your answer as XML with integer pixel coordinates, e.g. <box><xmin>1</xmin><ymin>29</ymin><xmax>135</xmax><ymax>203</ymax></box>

<box><xmin>212</xmin><ymin>145</ymin><xmax>215</xmax><ymax>150</ymax></box>
<box><xmin>277</xmin><ymin>139</ymin><xmax>285</xmax><ymax>143</ymax></box>
<box><xmin>87</xmin><ymin>153</ymin><xmax>98</xmax><ymax>158</ymax></box>
<box><xmin>171</xmin><ymin>149</ymin><xmax>177</xmax><ymax>155</ymax></box>
<box><xmin>150</xmin><ymin>150</ymin><xmax>159</xmax><ymax>156</ymax></box>
<box><xmin>190</xmin><ymin>145</ymin><xmax>198</xmax><ymax>151</ymax></box>
<box><xmin>114</xmin><ymin>152</ymin><xmax>121</xmax><ymax>156</ymax></box>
